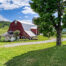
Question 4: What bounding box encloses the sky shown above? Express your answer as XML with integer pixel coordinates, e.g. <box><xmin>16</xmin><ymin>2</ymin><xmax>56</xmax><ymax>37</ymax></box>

<box><xmin>0</xmin><ymin>0</ymin><xmax>65</xmax><ymax>23</ymax></box>
<box><xmin>0</xmin><ymin>0</ymin><xmax>38</xmax><ymax>23</ymax></box>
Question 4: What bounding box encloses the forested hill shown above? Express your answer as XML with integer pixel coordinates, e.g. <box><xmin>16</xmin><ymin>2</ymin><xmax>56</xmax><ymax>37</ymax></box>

<box><xmin>0</xmin><ymin>21</ymin><xmax>10</xmax><ymax>28</ymax></box>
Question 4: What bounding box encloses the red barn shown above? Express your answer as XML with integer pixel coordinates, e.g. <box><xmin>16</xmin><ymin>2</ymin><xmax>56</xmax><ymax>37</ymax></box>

<box><xmin>31</xmin><ymin>27</ymin><xmax>38</xmax><ymax>35</ymax></box>
<box><xmin>8</xmin><ymin>20</ymin><xmax>38</xmax><ymax>39</ymax></box>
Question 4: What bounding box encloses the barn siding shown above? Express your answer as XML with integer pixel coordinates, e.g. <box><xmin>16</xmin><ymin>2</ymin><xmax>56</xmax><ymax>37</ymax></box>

<box><xmin>31</xmin><ymin>29</ymin><xmax>38</xmax><ymax>35</ymax></box>
<box><xmin>8</xmin><ymin>21</ymin><xmax>24</xmax><ymax>37</ymax></box>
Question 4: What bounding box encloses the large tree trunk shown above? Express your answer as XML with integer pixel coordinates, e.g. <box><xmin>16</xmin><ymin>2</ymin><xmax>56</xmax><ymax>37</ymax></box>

<box><xmin>56</xmin><ymin>0</ymin><xmax>62</xmax><ymax>46</ymax></box>
<box><xmin>56</xmin><ymin>28</ymin><xmax>62</xmax><ymax>46</ymax></box>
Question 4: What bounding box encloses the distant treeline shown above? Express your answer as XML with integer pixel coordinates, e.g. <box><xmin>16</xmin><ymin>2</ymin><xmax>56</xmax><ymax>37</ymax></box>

<box><xmin>0</xmin><ymin>21</ymin><xmax>10</xmax><ymax>28</ymax></box>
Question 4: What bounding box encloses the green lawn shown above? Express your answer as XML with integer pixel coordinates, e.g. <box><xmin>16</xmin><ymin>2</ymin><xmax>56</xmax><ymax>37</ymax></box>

<box><xmin>0</xmin><ymin>41</ymin><xmax>66</xmax><ymax>66</ymax></box>
<box><xmin>0</xmin><ymin>35</ymin><xmax>49</xmax><ymax>46</ymax></box>
<box><xmin>62</xmin><ymin>34</ymin><xmax>66</xmax><ymax>38</ymax></box>
<box><xmin>0</xmin><ymin>34</ymin><xmax>66</xmax><ymax>46</ymax></box>
<box><xmin>0</xmin><ymin>26</ymin><xmax>8</xmax><ymax>35</ymax></box>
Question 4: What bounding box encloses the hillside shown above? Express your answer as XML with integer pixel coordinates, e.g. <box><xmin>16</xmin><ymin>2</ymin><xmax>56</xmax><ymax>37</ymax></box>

<box><xmin>0</xmin><ymin>21</ymin><xmax>10</xmax><ymax>28</ymax></box>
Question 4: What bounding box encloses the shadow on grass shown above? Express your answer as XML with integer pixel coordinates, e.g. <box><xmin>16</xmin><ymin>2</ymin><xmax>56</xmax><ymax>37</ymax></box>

<box><xmin>5</xmin><ymin>46</ymin><xmax>61</xmax><ymax>66</ymax></box>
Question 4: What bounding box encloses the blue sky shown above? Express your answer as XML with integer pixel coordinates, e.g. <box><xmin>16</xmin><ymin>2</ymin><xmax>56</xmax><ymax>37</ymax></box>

<box><xmin>0</xmin><ymin>0</ymin><xmax>38</xmax><ymax>23</ymax></box>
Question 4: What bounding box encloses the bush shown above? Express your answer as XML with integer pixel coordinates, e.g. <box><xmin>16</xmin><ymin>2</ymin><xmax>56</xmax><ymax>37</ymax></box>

<box><xmin>14</xmin><ymin>30</ymin><xmax>20</xmax><ymax>40</ymax></box>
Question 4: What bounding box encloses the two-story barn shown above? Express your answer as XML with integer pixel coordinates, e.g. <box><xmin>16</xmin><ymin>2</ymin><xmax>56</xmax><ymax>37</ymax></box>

<box><xmin>8</xmin><ymin>20</ymin><xmax>38</xmax><ymax>39</ymax></box>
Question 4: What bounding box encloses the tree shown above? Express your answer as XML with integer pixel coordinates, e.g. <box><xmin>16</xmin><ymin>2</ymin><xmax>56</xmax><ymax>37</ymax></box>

<box><xmin>30</xmin><ymin>0</ymin><xmax>66</xmax><ymax>45</ymax></box>
<box><xmin>14</xmin><ymin>30</ymin><xmax>20</xmax><ymax>40</ymax></box>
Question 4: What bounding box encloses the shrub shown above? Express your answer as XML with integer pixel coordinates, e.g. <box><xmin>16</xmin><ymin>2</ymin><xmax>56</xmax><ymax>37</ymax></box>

<box><xmin>14</xmin><ymin>30</ymin><xmax>20</xmax><ymax>40</ymax></box>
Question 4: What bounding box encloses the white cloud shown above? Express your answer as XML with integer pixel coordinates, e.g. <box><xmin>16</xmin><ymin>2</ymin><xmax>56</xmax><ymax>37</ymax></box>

<box><xmin>22</xmin><ymin>7</ymin><xmax>36</xmax><ymax>14</ymax></box>
<box><xmin>0</xmin><ymin>0</ymin><xmax>30</xmax><ymax>10</ymax></box>
<box><xmin>0</xmin><ymin>15</ymin><xmax>9</xmax><ymax>21</ymax></box>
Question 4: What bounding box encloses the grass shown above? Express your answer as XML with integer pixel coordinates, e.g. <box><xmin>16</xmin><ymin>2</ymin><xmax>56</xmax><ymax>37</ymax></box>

<box><xmin>0</xmin><ymin>34</ymin><xmax>66</xmax><ymax>46</ymax></box>
<box><xmin>0</xmin><ymin>41</ymin><xmax>66</xmax><ymax>66</ymax></box>
<box><xmin>62</xmin><ymin>34</ymin><xmax>66</xmax><ymax>38</ymax></box>
<box><xmin>0</xmin><ymin>26</ymin><xmax>8</xmax><ymax>35</ymax></box>
<box><xmin>0</xmin><ymin>35</ymin><xmax>49</xmax><ymax>46</ymax></box>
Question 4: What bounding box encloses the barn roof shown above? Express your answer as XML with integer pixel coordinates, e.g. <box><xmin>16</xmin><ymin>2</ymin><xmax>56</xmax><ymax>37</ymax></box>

<box><xmin>31</xmin><ymin>26</ymin><xmax>37</xmax><ymax>29</ymax></box>
<box><xmin>25</xmin><ymin>30</ymin><xmax>36</xmax><ymax>37</ymax></box>
<box><xmin>22</xmin><ymin>22</ymin><xmax>37</xmax><ymax>31</ymax></box>
<box><xmin>18</xmin><ymin>20</ymin><xmax>35</xmax><ymax>25</ymax></box>
<box><xmin>16</xmin><ymin>20</ymin><xmax>37</xmax><ymax>31</ymax></box>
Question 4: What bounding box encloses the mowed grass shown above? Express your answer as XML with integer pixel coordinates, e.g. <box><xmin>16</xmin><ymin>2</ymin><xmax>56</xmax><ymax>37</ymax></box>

<box><xmin>0</xmin><ymin>26</ymin><xmax>8</xmax><ymax>35</ymax></box>
<box><xmin>0</xmin><ymin>35</ymin><xmax>49</xmax><ymax>46</ymax></box>
<box><xmin>0</xmin><ymin>41</ymin><xmax>66</xmax><ymax>66</ymax></box>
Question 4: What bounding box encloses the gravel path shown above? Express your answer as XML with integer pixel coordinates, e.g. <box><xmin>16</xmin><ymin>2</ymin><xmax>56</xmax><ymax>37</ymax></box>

<box><xmin>0</xmin><ymin>38</ymin><xmax>66</xmax><ymax>48</ymax></box>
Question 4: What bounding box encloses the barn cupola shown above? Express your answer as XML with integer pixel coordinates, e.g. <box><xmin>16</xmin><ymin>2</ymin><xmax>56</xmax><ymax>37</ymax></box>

<box><xmin>14</xmin><ymin>20</ymin><xmax>17</xmax><ymax>24</ymax></box>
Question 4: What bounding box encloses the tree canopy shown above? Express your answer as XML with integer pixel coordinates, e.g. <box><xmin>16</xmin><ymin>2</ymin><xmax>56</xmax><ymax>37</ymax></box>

<box><xmin>30</xmin><ymin>0</ymin><xmax>66</xmax><ymax>45</ymax></box>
